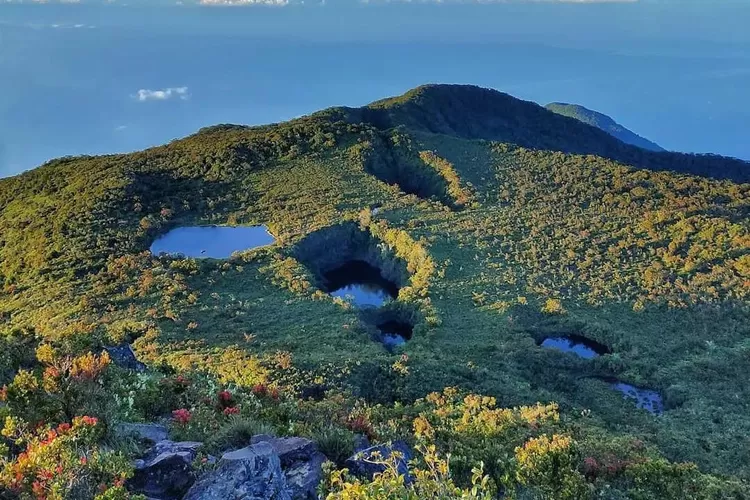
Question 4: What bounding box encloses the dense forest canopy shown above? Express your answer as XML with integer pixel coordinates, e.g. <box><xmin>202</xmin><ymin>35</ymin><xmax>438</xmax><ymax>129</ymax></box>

<box><xmin>0</xmin><ymin>84</ymin><xmax>748</xmax><ymax>498</ymax></box>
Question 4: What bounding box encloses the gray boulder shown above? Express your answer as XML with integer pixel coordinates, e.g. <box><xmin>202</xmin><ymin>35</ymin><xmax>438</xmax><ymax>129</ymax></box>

<box><xmin>105</xmin><ymin>344</ymin><xmax>146</xmax><ymax>371</ymax></box>
<box><xmin>284</xmin><ymin>450</ymin><xmax>327</xmax><ymax>500</ymax></box>
<box><xmin>250</xmin><ymin>435</ymin><xmax>326</xmax><ymax>499</ymax></box>
<box><xmin>129</xmin><ymin>441</ymin><xmax>202</xmax><ymax>499</ymax></box>
<box><xmin>250</xmin><ymin>435</ymin><xmax>318</xmax><ymax>468</ymax></box>
<box><xmin>345</xmin><ymin>441</ymin><xmax>411</xmax><ymax>481</ymax></box>
<box><xmin>184</xmin><ymin>442</ymin><xmax>291</xmax><ymax>500</ymax></box>
<box><xmin>115</xmin><ymin>422</ymin><xmax>169</xmax><ymax>444</ymax></box>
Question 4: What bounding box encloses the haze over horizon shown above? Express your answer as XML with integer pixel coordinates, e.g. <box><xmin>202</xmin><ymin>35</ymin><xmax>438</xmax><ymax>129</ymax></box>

<box><xmin>1</xmin><ymin>0</ymin><xmax>749</xmax><ymax>177</ymax></box>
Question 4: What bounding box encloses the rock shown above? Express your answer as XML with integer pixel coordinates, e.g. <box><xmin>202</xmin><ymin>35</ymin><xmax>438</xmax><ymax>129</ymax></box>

<box><xmin>105</xmin><ymin>344</ymin><xmax>146</xmax><ymax>372</ymax></box>
<box><xmin>353</xmin><ymin>434</ymin><xmax>371</xmax><ymax>453</ymax></box>
<box><xmin>250</xmin><ymin>435</ymin><xmax>317</xmax><ymax>468</ymax></box>
<box><xmin>345</xmin><ymin>441</ymin><xmax>411</xmax><ymax>481</ymax></box>
<box><xmin>115</xmin><ymin>422</ymin><xmax>168</xmax><ymax>444</ymax></box>
<box><xmin>184</xmin><ymin>442</ymin><xmax>291</xmax><ymax>500</ymax></box>
<box><xmin>285</xmin><ymin>451</ymin><xmax>327</xmax><ymax>500</ymax></box>
<box><xmin>129</xmin><ymin>441</ymin><xmax>202</xmax><ymax>500</ymax></box>
<box><xmin>250</xmin><ymin>435</ymin><xmax>327</xmax><ymax>499</ymax></box>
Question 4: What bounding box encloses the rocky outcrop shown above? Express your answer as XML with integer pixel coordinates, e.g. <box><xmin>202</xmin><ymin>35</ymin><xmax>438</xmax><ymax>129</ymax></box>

<box><xmin>345</xmin><ymin>441</ymin><xmax>411</xmax><ymax>481</ymax></box>
<box><xmin>250</xmin><ymin>435</ymin><xmax>326</xmax><ymax>499</ymax></box>
<box><xmin>115</xmin><ymin>422</ymin><xmax>169</xmax><ymax>445</ymax></box>
<box><xmin>129</xmin><ymin>441</ymin><xmax>202</xmax><ymax>499</ymax></box>
<box><xmin>184</xmin><ymin>442</ymin><xmax>291</xmax><ymax>500</ymax></box>
<box><xmin>105</xmin><ymin>344</ymin><xmax>146</xmax><ymax>372</ymax></box>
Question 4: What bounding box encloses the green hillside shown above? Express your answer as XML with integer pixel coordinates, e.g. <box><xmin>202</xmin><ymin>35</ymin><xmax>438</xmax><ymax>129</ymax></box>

<box><xmin>0</xmin><ymin>84</ymin><xmax>749</xmax><ymax>498</ymax></box>
<box><xmin>545</xmin><ymin>102</ymin><xmax>665</xmax><ymax>152</ymax></box>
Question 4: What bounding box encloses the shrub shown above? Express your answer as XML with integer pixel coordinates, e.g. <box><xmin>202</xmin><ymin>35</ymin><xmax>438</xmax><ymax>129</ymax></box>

<box><xmin>541</xmin><ymin>298</ymin><xmax>566</xmax><ymax>315</ymax></box>
<box><xmin>322</xmin><ymin>443</ymin><xmax>494</xmax><ymax>499</ymax></box>
<box><xmin>204</xmin><ymin>416</ymin><xmax>275</xmax><ymax>454</ymax></box>
<box><xmin>0</xmin><ymin>416</ymin><xmax>135</xmax><ymax>500</ymax></box>
<box><xmin>311</xmin><ymin>426</ymin><xmax>356</xmax><ymax>466</ymax></box>
<box><xmin>513</xmin><ymin>434</ymin><xmax>589</xmax><ymax>499</ymax></box>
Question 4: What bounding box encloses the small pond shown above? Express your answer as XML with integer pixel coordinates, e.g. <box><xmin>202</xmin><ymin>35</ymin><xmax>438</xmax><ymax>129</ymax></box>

<box><xmin>612</xmin><ymin>382</ymin><xmax>664</xmax><ymax>415</ymax></box>
<box><xmin>540</xmin><ymin>335</ymin><xmax>610</xmax><ymax>360</ymax></box>
<box><xmin>378</xmin><ymin>320</ymin><xmax>413</xmax><ymax>351</ymax></box>
<box><xmin>150</xmin><ymin>225</ymin><xmax>275</xmax><ymax>259</ymax></box>
<box><xmin>324</xmin><ymin>260</ymin><xmax>399</xmax><ymax>308</ymax></box>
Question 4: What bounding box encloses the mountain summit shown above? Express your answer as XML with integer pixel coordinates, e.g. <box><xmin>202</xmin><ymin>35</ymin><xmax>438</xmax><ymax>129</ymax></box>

<box><xmin>319</xmin><ymin>84</ymin><xmax>746</xmax><ymax>181</ymax></box>
<box><xmin>546</xmin><ymin>102</ymin><xmax>664</xmax><ymax>152</ymax></box>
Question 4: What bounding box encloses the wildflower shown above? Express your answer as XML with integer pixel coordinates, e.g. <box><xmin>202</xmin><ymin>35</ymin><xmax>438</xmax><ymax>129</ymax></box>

<box><xmin>252</xmin><ymin>384</ymin><xmax>267</xmax><ymax>397</ymax></box>
<box><xmin>77</xmin><ymin>416</ymin><xmax>98</xmax><ymax>427</ymax></box>
<box><xmin>269</xmin><ymin>387</ymin><xmax>280</xmax><ymax>400</ymax></box>
<box><xmin>172</xmin><ymin>408</ymin><xmax>192</xmax><ymax>425</ymax></box>
<box><xmin>32</xmin><ymin>481</ymin><xmax>45</xmax><ymax>497</ymax></box>
<box><xmin>223</xmin><ymin>406</ymin><xmax>240</xmax><ymax>416</ymax></box>
<box><xmin>218</xmin><ymin>390</ymin><xmax>233</xmax><ymax>403</ymax></box>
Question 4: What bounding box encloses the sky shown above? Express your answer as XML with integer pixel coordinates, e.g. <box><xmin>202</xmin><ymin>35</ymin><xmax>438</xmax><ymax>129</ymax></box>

<box><xmin>1</xmin><ymin>1</ymin><xmax>749</xmax><ymax>177</ymax></box>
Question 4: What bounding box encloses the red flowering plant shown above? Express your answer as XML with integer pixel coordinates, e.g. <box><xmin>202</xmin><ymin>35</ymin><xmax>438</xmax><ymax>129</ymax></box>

<box><xmin>222</xmin><ymin>406</ymin><xmax>240</xmax><ymax>416</ymax></box>
<box><xmin>0</xmin><ymin>415</ymin><xmax>134</xmax><ymax>500</ymax></box>
<box><xmin>172</xmin><ymin>408</ymin><xmax>192</xmax><ymax>425</ymax></box>
<box><xmin>217</xmin><ymin>390</ymin><xmax>234</xmax><ymax>409</ymax></box>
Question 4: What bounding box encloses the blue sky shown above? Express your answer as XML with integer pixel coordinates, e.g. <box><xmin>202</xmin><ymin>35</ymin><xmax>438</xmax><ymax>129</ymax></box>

<box><xmin>1</xmin><ymin>0</ymin><xmax>748</xmax><ymax>176</ymax></box>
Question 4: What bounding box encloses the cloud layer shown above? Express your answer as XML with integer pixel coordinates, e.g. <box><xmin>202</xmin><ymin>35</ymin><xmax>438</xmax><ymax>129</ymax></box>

<box><xmin>134</xmin><ymin>87</ymin><xmax>189</xmax><ymax>102</ymax></box>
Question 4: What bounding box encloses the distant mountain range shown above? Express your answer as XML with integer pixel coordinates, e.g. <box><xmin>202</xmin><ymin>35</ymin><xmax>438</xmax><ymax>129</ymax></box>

<box><xmin>545</xmin><ymin>102</ymin><xmax>665</xmax><ymax>152</ymax></box>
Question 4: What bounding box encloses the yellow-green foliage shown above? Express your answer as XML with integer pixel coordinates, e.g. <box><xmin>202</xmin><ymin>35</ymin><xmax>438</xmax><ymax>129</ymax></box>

<box><xmin>410</xmin><ymin>388</ymin><xmax>561</xmax><ymax>491</ymax></box>
<box><xmin>366</xmin><ymin>219</ymin><xmax>435</xmax><ymax>302</ymax></box>
<box><xmin>514</xmin><ymin>434</ymin><xmax>588</xmax><ymax>499</ymax></box>
<box><xmin>323</xmin><ymin>444</ymin><xmax>493</xmax><ymax>499</ymax></box>
<box><xmin>419</xmin><ymin>150</ymin><xmax>476</xmax><ymax>208</ymax></box>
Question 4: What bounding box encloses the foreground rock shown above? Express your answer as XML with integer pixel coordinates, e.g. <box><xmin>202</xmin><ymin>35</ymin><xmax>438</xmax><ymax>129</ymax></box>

<box><xmin>115</xmin><ymin>422</ymin><xmax>169</xmax><ymax>445</ymax></box>
<box><xmin>129</xmin><ymin>440</ymin><xmax>202</xmax><ymax>499</ymax></box>
<box><xmin>251</xmin><ymin>435</ymin><xmax>326</xmax><ymax>499</ymax></box>
<box><xmin>345</xmin><ymin>441</ymin><xmax>411</xmax><ymax>480</ymax></box>
<box><xmin>184</xmin><ymin>442</ymin><xmax>291</xmax><ymax>500</ymax></box>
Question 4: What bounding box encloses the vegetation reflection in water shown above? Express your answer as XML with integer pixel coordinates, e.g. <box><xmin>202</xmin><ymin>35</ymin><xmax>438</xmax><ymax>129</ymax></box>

<box><xmin>149</xmin><ymin>225</ymin><xmax>275</xmax><ymax>259</ymax></box>
<box><xmin>324</xmin><ymin>260</ymin><xmax>399</xmax><ymax>308</ymax></box>
<box><xmin>378</xmin><ymin>320</ymin><xmax>414</xmax><ymax>352</ymax></box>
<box><xmin>540</xmin><ymin>335</ymin><xmax>610</xmax><ymax>360</ymax></box>
<box><xmin>612</xmin><ymin>382</ymin><xmax>664</xmax><ymax>415</ymax></box>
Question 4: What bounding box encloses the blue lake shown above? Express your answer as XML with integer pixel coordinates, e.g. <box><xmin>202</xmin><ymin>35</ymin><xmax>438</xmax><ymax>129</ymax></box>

<box><xmin>330</xmin><ymin>285</ymin><xmax>394</xmax><ymax>308</ymax></box>
<box><xmin>540</xmin><ymin>336</ymin><xmax>609</xmax><ymax>360</ymax></box>
<box><xmin>149</xmin><ymin>225</ymin><xmax>275</xmax><ymax>258</ymax></box>
<box><xmin>382</xmin><ymin>334</ymin><xmax>407</xmax><ymax>350</ymax></box>
<box><xmin>324</xmin><ymin>260</ymin><xmax>399</xmax><ymax>308</ymax></box>
<box><xmin>612</xmin><ymin>382</ymin><xmax>664</xmax><ymax>415</ymax></box>
<box><xmin>378</xmin><ymin>320</ymin><xmax>413</xmax><ymax>352</ymax></box>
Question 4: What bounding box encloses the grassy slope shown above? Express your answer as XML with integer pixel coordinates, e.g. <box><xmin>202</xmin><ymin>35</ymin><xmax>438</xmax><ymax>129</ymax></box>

<box><xmin>0</xmin><ymin>85</ymin><xmax>749</xmax><ymax>479</ymax></box>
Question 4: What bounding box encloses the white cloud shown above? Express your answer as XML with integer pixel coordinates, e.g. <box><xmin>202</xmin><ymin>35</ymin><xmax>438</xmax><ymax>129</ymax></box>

<box><xmin>199</xmin><ymin>0</ymin><xmax>289</xmax><ymax>5</ymax></box>
<box><xmin>134</xmin><ymin>87</ymin><xmax>190</xmax><ymax>102</ymax></box>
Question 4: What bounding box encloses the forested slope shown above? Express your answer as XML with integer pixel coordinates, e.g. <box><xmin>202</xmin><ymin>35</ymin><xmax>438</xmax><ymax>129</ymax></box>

<box><xmin>0</xmin><ymin>84</ymin><xmax>748</xmax><ymax>499</ymax></box>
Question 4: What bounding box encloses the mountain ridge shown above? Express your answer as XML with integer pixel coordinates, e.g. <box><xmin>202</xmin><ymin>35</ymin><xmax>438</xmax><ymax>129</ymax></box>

<box><xmin>319</xmin><ymin>84</ymin><xmax>748</xmax><ymax>182</ymax></box>
<box><xmin>545</xmin><ymin>101</ymin><xmax>664</xmax><ymax>152</ymax></box>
